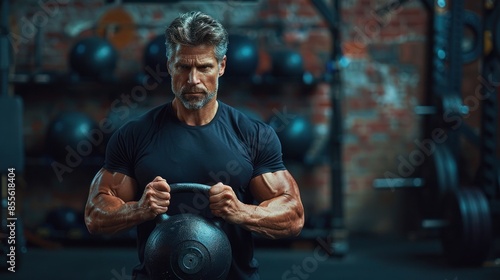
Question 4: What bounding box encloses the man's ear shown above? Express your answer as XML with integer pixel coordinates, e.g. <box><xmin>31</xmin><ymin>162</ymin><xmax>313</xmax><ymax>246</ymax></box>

<box><xmin>167</xmin><ymin>60</ymin><xmax>171</xmax><ymax>75</ymax></box>
<box><xmin>219</xmin><ymin>55</ymin><xmax>226</xmax><ymax>76</ymax></box>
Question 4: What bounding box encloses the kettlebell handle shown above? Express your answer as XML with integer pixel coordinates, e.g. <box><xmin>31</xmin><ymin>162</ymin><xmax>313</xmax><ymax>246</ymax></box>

<box><xmin>169</xmin><ymin>182</ymin><xmax>212</xmax><ymax>194</ymax></box>
<box><xmin>156</xmin><ymin>182</ymin><xmax>213</xmax><ymax>223</ymax></box>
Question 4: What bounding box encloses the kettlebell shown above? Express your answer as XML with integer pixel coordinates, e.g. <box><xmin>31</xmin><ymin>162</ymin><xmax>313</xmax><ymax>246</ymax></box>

<box><xmin>144</xmin><ymin>183</ymin><xmax>232</xmax><ymax>280</ymax></box>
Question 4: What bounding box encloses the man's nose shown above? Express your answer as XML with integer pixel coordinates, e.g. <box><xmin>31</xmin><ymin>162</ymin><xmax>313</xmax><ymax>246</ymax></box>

<box><xmin>188</xmin><ymin>68</ymin><xmax>201</xmax><ymax>84</ymax></box>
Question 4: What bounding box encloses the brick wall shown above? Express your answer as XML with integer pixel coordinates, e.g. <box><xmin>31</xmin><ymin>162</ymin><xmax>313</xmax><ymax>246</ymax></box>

<box><xmin>9</xmin><ymin>0</ymin><xmax>483</xmax><ymax>235</ymax></box>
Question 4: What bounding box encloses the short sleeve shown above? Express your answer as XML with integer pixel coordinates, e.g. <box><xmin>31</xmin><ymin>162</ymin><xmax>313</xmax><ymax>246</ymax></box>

<box><xmin>251</xmin><ymin>124</ymin><xmax>286</xmax><ymax>178</ymax></box>
<box><xmin>103</xmin><ymin>126</ymin><xmax>136</xmax><ymax>178</ymax></box>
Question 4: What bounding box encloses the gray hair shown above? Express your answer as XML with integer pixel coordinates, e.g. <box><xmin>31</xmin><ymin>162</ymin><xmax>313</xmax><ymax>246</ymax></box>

<box><xmin>165</xmin><ymin>11</ymin><xmax>228</xmax><ymax>62</ymax></box>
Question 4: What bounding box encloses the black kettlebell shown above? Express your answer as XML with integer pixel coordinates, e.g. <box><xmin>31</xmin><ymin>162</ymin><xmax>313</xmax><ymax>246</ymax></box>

<box><xmin>144</xmin><ymin>183</ymin><xmax>232</xmax><ymax>280</ymax></box>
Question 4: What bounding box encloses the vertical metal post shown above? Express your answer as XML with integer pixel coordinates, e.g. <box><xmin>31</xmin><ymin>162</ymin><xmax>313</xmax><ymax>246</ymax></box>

<box><xmin>328</xmin><ymin>0</ymin><xmax>348</xmax><ymax>257</ymax></box>
<box><xmin>310</xmin><ymin>0</ymin><xmax>348</xmax><ymax>257</ymax></box>
<box><xmin>445</xmin><ymin>0</ymin><xmax>464</xmax><ymax>169</ymax></box>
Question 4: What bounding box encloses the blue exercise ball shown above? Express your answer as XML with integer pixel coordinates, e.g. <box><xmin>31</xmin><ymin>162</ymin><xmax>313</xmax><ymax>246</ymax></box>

<box><xmin>271</xmin><ymin>49</ymin><xmax>304</xmax><ymax>78</ymax></box>
<box><xmin>69</xmin><ymin>37</ymin><xmax>118</xmax><ymax>79</ymax></box>
<box><xmin>268</xmin><ymin>113</ymin><xmax>314</xmax><ymax>161</ymax></box>
<box><xmin>225</xmin><ymin>34</ymin><xmax>259</xmax><ymax>77</ymax></box>
<box><xmin>46</xmin><ymin>112</ymin><xmax>101</xmax><ymax>161</ymax></box>
<box><xmin>143</xmin><ymin>34</ymin><xmax>168</xmax><ymax>73</ymax></box>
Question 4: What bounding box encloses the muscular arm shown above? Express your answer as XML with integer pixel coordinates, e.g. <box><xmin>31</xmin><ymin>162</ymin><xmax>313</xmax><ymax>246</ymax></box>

<box><xmin>210</xmin><ymin>170</ymin><xmax>304</xmax><ymax>239</ymax></box>
<box><xmin>84</xmin><ymin>168</ymin><xmax>170</xmax><ymax>235</ymax></box>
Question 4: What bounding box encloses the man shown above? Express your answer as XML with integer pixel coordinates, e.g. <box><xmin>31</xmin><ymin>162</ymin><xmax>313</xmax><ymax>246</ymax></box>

<box><xmin>84</xmin><ymin>11</ymin><xmax>304</xmax><ymax>280</ymax></box>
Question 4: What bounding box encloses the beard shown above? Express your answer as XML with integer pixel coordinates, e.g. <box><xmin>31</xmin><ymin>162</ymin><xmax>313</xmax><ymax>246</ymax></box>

<box><xmin>173</xmin><ymin>83</ymin><xmax>218</xmax><ymax>110</ymax></box>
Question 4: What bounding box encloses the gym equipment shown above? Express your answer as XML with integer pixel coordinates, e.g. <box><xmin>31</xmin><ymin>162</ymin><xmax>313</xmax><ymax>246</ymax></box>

<box><xmin>143</xmin><ymin>34</ymin><xmax>168</xmax><ymax>73</ymax></box>
<box><xmin>479</xmin><ymin>1</ymin><xmax>500</xmax><ymax>201</ymax></box>
<box><xmin>461</xmin><ymin>10</ymin><xmax>482</xmax><ymax>64</ymax></box>
<box><xmin>46</xmin><ymin>112</ymin><xmax>100</xmax><ymax>161</ymax></box>
<box><xmin>267</xmin><ymin>113</ymin><xmax>314</xmax><ymax>161</ymax></box>
<box><xmin>96</xmin><ymin>7</ymin><xmax>137</xmax><ymax>50</ymax></box>
<box><xmin>68</xmin><ymin>36</ymin><xmax>118</xmax><ymax>80</ymax></box>
<box><xmin>225</xmin><ymin>34</ymin><xmax>259</xmax><ymax>77</ymax></box>
<box><xmin>421</xmin><ymin>144</ymin><xmax>459</xmax><ymax>200</ymax></box>
<box><xmin>373</xmin><ymin>144</ymin><xmax>459</xmax><ymax>219</ymax></box>
<box><xmin>311</xmin><ymin>0</ymin><xmax>349</xmax><ymax>258</ymax></box>
<box><xmin>373</xmin><ymin>144</ymin><xmax>458</xmax><ymax>193</ymax></box>
<box><xmin>441</xmin><ymin>188</ymin><xmax>492</xmax><ymax>266</ymax></box>
<box><xmin>144</xmin><ymin>183</ymin><xmax>231</xmax><ymax>280</ymax></box>
<box><xmin>270</xmin><ymin>49</ymin><xmax>304</xmax><ymax>78</ymax></box>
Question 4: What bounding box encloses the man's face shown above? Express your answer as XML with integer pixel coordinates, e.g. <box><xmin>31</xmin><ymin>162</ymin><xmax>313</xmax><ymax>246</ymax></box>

<box><xmin>168</xmin><ymin>44</ymin><xmax>226</xmax><ymax>110</ymax></box>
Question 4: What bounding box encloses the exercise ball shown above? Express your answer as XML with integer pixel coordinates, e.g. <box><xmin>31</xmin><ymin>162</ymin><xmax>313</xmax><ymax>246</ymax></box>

<box><xmin>225</xmin><ymin>34</ymin><xmax>259</xmax><ymax>77</ymax></box>
<box><xmin>143</xmin><ymin>34</ymin><xmax>168</xmax><ymax>72</ymax></box>
<box><xmin>268</xmin><ymin>113</ymin><xmax>314</xmax><ymax>161</ymax></box>
<box><xmin>271</xmin><ymin>49</ymin><xmax>304</xmax><ymax>78</ymax></box>
<box><xmin>46</xmin><ymin>112</ymin><xmax>100</xmax><ymax>162</ymax></box>
<box><xmin>69</xmin><ymin>37</ymin><xmax>118</xmax><ymax>79</ymax></box>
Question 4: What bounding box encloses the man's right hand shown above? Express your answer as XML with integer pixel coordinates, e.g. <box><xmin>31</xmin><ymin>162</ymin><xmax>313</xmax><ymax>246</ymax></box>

<box><xmin>138</xmin><ymin>176</ymin><xmax>171</xmax><ymax>220</ymax></box>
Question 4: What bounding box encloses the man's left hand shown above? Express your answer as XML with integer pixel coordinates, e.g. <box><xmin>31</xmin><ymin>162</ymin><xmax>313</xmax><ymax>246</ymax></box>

<box><xmin>208</xmin><ymin>182</ymin><xmax>244</xmax><ymax>224</ymax></box>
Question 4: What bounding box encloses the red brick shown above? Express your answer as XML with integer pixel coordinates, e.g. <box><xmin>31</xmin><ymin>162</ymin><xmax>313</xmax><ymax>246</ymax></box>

<box><xmin>297</xmin><ymin>4</ymin><xmax>318</xmax><ymax>18</ymax></box>
<box><xmin>368</xmin><ymin>121</ymin><xmax>390</xmax><ymax>133</ymax></box>
<box><xmin>306</xmin><ymin>30</ymin><xmax>331</xmax><ymax>49</ymax></box>
<box><xmin>342</xmin><ymin>40</ymin><xmax>368</xmax><ymax>58</ymax></box>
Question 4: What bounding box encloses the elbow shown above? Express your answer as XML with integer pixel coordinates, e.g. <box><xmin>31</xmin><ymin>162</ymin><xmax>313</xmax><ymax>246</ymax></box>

<box><xmin>84</xmin><ymin>205</ymin><xmax>103</xmax><ymax>235</ymax></box>
<box><xmin>290</xmin><ymin>211</ymin><xmax>305</xmax><ymax>237</ymax></box>
<box><xmin>275</xmin><ymin>205</ymin><xmax>304</xmax><ymax>239</ymax></box>
<box><xmin>288</xmin><ymin>200</ymin><xmax>305</xmax><ymax>237</ymax></box>
<box><xmin>85</xmin><ymin>213</ymin><xmax>100</xmax><ymax>235</ymax></box>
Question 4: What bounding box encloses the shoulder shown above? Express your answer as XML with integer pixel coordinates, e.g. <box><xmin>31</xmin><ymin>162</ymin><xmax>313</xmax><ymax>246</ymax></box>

<box><xmin>218</xmin><ymin>101</ymin><xmax>270</xmax><ymax>132</ymax></box>
<box><xmin>119</xmin><ymin>103</ymin><xmax>170</xmax><ymax>131</ymax></box>
<box><xmin>112</xmin><ymin>102</ymin><xmax>172</xmax><ymax>143</ymax></box>
<box><xmin>217</xmin><ymin>101</ymin><xmax>278</xmax><ymax>144</ymax></box>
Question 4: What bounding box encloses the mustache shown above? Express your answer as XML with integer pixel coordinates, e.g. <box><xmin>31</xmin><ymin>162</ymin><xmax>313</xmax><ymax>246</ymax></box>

<box><xmin>182</xmin><ymin>87</ymin><xmax>207</xmax><ymax>94</ymax></box>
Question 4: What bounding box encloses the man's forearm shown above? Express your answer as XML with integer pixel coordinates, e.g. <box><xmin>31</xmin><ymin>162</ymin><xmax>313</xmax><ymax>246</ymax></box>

<box><xmin>85</xmin><ymin>197</ymin><xmax>149</xmax><ymax>235</ymax></box>
<box><xmin>234</xmin><ymin>194</ymin><xmax>304</xmax><ymax>239</ymax></box>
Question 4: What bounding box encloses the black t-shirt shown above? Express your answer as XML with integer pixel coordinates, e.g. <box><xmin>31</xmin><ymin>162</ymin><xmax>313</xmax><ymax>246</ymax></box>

<box><xmin>104</xmin><ymin>101</ymin><xmax>285</xmax><ymax>280</ymax></box>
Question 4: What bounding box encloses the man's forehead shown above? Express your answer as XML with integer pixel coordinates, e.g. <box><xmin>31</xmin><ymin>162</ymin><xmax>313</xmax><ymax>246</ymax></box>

<box><xmin>172</xmin><ymin>44</ymin><xmax>217</xmax><ymax>62</ymax></box>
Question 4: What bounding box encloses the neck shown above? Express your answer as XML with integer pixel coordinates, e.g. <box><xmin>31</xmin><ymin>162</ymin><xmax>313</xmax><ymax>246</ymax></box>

<box><xmin>172</xmin><ymin>98</ymin><xmax>219</xmax><ymax>126</ymax></box>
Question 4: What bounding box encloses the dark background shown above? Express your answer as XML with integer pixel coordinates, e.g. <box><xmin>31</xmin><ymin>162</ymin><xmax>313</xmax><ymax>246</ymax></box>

<box><xmin>2</xmin><ymin>0</ymin><xmax>500</xmax><ymax>279</ymax></box>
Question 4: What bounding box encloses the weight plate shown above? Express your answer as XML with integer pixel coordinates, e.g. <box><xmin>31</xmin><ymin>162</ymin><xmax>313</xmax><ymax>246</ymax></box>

<box><xmin>441</xmin><ymin>188</ymin><xmax>492</xmax><ymax>266</ymax></box>
<box><xmin>420</xmin><ymin>144</ymin><xmax>459</xmax><ymax>217</ymax></box>
<box><xmin>96</xmin><ymin>7</ymin><xmax>137</xmax><ymax>50</ymax></box>
<box><xmin>462</xmin><ymin>10</ymin><xmax>482</xmax><ymax>64</ymax></box>
<box><xmin>430</xmin><ymin>144</ymin><xmax>459</xmax><ymax>197</ymax></box>
<box><xmin>420</xmin><ymin>142</ymin><xmax>459</xmax><ymax>219</ymax></box>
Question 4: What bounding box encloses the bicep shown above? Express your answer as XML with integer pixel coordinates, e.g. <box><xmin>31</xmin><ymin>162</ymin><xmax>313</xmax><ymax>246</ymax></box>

<box><xmin>89</xmin><ymin>168</ymin><xmax>138</xmax><ymax>204</ymax></box>
<box><xmin>249</xmin><ymin>170</ymin><xmax>300</xmax><ymax>203</ymax></box>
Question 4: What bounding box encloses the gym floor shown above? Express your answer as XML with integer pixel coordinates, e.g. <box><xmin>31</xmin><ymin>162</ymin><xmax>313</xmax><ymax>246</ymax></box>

<box><xmin>2</xmin><ymin>234</ymin><xmax>500</xmax><ymax>280</ymax></box>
